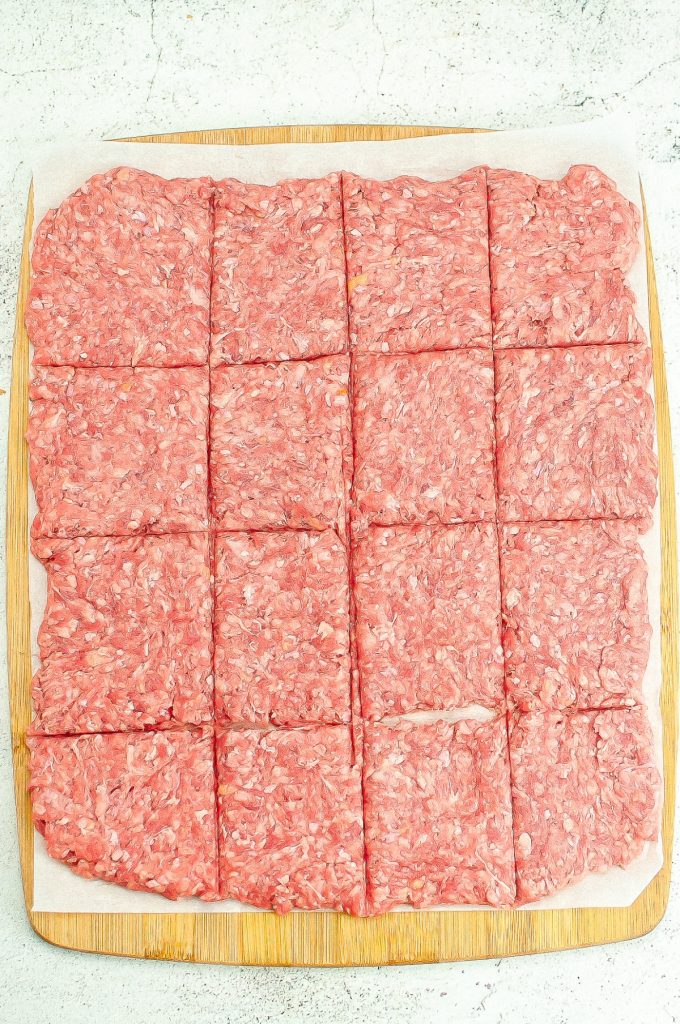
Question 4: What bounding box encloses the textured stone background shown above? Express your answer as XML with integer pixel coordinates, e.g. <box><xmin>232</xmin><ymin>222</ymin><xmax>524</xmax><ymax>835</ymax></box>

<box><xmin>1</xmin><ymin>2</ymin><xmax>678</xmax><ymax>1021</ymax></box>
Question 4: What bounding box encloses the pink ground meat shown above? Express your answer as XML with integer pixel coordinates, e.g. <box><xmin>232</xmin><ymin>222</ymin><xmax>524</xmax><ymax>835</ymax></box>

<box><xmin>216</xmin><ymin>725</ymin><xmax>365</xmax><ymax>913</ymax></box>
<box><xmin>495</xmin><ymin>344</ymin><xmax>657</xmax><ymax>526</ymax></box>
<box><xmin>354</xmin><ymin>524</ymin><xmax>504</xmax><ymax>718</ymax></box>
<box><xmin>343</xmin><ymin>167</ymin><xmax>491</xmax><ymax>353</ymax></box>
<box><xmin>352</xmin><ymin>349</ymin><xmax>496</xmax><ymax>528</ymax></box>
<box><xmin>29</xmin><ymin>730</ymin><xmax>218</xmax><ymax>900</ymax></box>
<box><xmin>28</xmin><ymin>366</ymin><xmax>209</xmax><ymax>538</ymax></box>
<box><xmin>500</xmin><ymin>521</ymin><xmax>651</xmax><ymax>712</ymax></box>
<box><xmin>214</xmin><ymin>530</ymin><xmax>351</xmax><ymax>725</ymax></box>
<box><xmin>211</xmin><ymin>174</ymin><xmax>348</xmax><ymax>365</ymax></box>
<box><xmin>27</xmin><ymin>167</ymin><xmax>212</xmax><ymax>366</ymax></box>
<box><xmin>31</xmin><ymin>533</ymin><xmax>213</xmax><ymax>733</ymax></box>
<box><xmin>210</xmin><ymin>355</ymin><xmax>351</xmax><ymax>533</ymax></box>
<box><xmin>363</xmin><ymin>716</ymin><xmax>516</xmax><ymax>912</ymax></box>
<box><xmin>509</xmin><ymin>708</ymin><xmax>660</xmax><ymax>902</ymax></box>
<box><xmin>488</xmin><ymin>164</ymin><xmax>645</xmax><ymax>348</ymax></box>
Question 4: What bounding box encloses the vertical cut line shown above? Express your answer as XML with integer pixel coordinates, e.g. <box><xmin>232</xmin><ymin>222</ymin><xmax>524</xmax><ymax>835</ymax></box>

<box><xmin>485</xmin><ymin>170</ymin><xmax>519</xmax><ymax>895</ymax></box>
<box><xmin>206</xmin><ymin>184</ymin><xmax>222</xmax><ymax>899</ymax></box>
<box><xmin>340</xmin><ymin>171</ymin><xmax>369</xmax><ymax>911</ymax></box>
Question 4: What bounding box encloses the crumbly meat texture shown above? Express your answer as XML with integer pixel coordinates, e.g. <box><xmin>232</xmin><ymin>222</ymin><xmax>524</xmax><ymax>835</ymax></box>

<box><xmin>352</xmin><ymin>350</ymin><xmax>496</xmax><ymax>528</ymax></box>
<box><xmin>216</xmin><ymin>725</ymin><xmax>365</xmax><ymax>914</ymax></box>
<box><xmin>28</xmin><ymin>366</ymin><xmax>209</xmax><ymax>538</ymax></box>
<box><xmin>354</xmin><ymin>524</ymin><xmax>504</xmax><ymax>718</ymax></box>
<box><xmin>29</xmin><ymin>730</ymin><xmax>218</xmax><ymax>900</ymax></box>
<box><xmin>363</xmin><ymin>717</ymin><xmax>515</xmax><ymax>912</ymax></box>
<box><xmin>210</xmin><ymin>355</ymin><xmax>351</xmax><ymax>533</ymax></box>
<box><xmin>500</xmin><ymin>521</ymin><xmax>651</xmax><ymax>712</ymax></box>
<box><xmin>214</xmin><ymin>530</ymin><xmax>351</xmax><ymax>725</ymax></box>
<box><xmin>343</xmin><ymin>168</ymin><xmax>491</xmax><ymax>353</ymax></box>
<box><xmin>27</xmin><ymin>167</ymin><xmax>213</xmax><ymax>366</ymax></box>
<box><xmin>509</xmin><ymin>708</ymin><xmax>660</xmax><ymax>902</ymax></box>
<box><xmin>211</xmin><ymin>174</ymin><xmax>348</xmax><ymax>365</ymax></box>
<box><xmin>495</xmin><ymin>344</ymin><xmax>657</xmax><ymax>526</ymax></box>
<box><xmin>488</xmin><ymin>164</ymin><xmax>645</xmax><ymax>348</ymax></box>
<box><xmin>31</xmin><ymin>533</ymin><xmax>213</xmax><ymax>734</ymax></box>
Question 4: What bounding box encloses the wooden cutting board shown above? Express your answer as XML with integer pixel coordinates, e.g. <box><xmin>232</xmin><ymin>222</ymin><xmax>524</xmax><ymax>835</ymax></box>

<box><xmin>6</xmin><ymin>125</ymin><xmax>678</xmax><ymax>966</ymax></box>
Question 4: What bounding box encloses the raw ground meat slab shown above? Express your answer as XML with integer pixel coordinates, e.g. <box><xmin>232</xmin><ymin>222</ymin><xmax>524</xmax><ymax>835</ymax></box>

<box><xmin>352</xmin><ymin>349</ymin><xmax>496</xmax><ymax>528</ymax></box>
<box><xmin>29</xmin><ymin>730</ymin><xmax>218</xmax><ymax>900</ymax></box>
<box><xmin>495</xmin><ymin>344</ymin><xmax>657</xmax><ymax>525</ymax></box>
<box><xmin>27</xmin><ymin>167</ymin><xmax>213</xmax><ymax>367</ymax></box>
<box><xmin>363</xmin><ymin>717</ymin><xmax>515</xmax><ymax>913</ymax></box>
<box><xmin>31</xmin><ymin>533</ymin><xmax>213</xmax><ymax>734</ymax></box>
<box><xmin>500</xmin><ymin>521</ymin><xmax>650</xmax><ymax>713</ymax></box>
<box><xmin>210</xmin><ymin>175</ymin><xmax>348</xmax><ymax>366</ymax></box>
<box><xmin>343</xmin><ymin>168</ymin><xmax>491</xmax><ymax>353</ymax></box>
<box><xmin>216</xmin><ymin>725</ymin><xmax>365</xmax><ymax>914</ymax></box>
<box><xmin>214</xmin><ymin>530</ymin><xmax>351</xmax><ymax>726</ymax></box>
<box><xmin>488</xmin><ymin>164</ymin><xmax>645</xmax><ymax>348</ymax></box>
<box><xmin>509</xmin><ymin>708</ymin><xmax>660</xmax><ymax>903</ymax></box>
<box><xmin>28</xmin><ymin>365</ymin><xmax>209</xmax><ymax>538</ymax></box>
<box><xmin>210</xmin><ymin>355</ymin><xmax>351</xmax><ymax>533</ymax></box>
<box><xmin>353</xmin><ymin>524</ymin><xmax>504</xmax><ymax>718</ymax></box>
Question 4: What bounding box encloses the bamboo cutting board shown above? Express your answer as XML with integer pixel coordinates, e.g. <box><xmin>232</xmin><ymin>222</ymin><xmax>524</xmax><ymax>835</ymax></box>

<box><xmin>6</xmin><ymin>125</ymin><xmax>678</xmax><ymax>966</ymax></box>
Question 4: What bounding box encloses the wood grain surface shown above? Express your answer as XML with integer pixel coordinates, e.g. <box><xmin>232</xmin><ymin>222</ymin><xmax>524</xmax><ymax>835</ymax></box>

<box><xmin>6</xmin><ymin>125</ymin><xmax>678</xmax><ymax>965</ymax></box>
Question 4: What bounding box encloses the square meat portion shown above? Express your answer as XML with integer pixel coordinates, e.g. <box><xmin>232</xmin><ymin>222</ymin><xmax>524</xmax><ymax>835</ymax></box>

<box><xmin>29</xmin><ymin>730</ymin><xmax>218</xmax><ymax>900</ymax></box>
<box><xmin>495</xmin><ymin>344</ymin><xmax>657</xmax><ymax>526</ymax></box>
<box><xmin>343</xmin><ymin>168</ymin><xmax>491</xmax><ymax>353</ymax></box>
<box><xmin>509</xmin><ymin>708</ymin><xmax>660</xmax><ymax>902</ymax></box>
<box><xmin>488</xmin><ymin>165</ymin><xmax>645</xmax><ymax>348</ymax></box>
<box><xmin>364</xmin><ymin>717</ymin><xmax>515</xmax><ymax>912</ymax></box>
<box><xmin>353</xmin><ymin>350</ymin><xmax>496</xmax><ymax>527</ymax></box>
<box><xmin>354</xmin><ymin>524</ymin><xmax>504</xmax><ymax>718</ymax></box>
<box><xmin>216</xmin><ymin>725</ymin><xmax>364</xmax><ymax>913</ymax></box>
<box><xmin>211</xmin><ymin>175</ymin><xmax>348</xmax><ymax>365</ymax></box>
<box><xmin>31</xmin><ymin>533</ymin><xmax>213</xmax><ymax>734</ymax></box>
<box><xmin>28</xmin><ymin>366</ymin><xmax>209</xmax><ymax>538</ymax></box>
<box><xmin>214</xmin><ymin>530</ymin><xmax>351</xmax><ymax>725</ymax></box>
<box><xmin>500</xmin><ymin>521</ymin><xmax>651</xmax><ymax>713</ymax></box>
<box><xmin>210</xmin><ymin>355</ymin><xmax>351</xmax><ymax>533</ymax></box>
<box><xmin>27</xmin><ymin>167</ymin><xmax>212</xmax><ymax>366</ymax></box>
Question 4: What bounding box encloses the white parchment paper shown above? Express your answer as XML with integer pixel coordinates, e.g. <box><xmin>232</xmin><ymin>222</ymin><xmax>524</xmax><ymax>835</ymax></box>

<box><xmin>28</xmin><ymin>114</ymin><xmax>664</xmax><ymax>914</ymax></box>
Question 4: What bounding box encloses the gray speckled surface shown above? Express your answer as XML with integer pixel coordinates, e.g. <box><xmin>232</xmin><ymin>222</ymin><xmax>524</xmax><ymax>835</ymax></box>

<box><xmin>1</xmin><ymin>1</ymin><xmax>679</xmax><ymax>1021</ymax></box>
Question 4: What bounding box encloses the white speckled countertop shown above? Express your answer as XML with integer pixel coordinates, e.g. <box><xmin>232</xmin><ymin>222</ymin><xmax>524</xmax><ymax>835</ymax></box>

<box><xmin>1</xmin><ymin>2</ymin><xmax>678</xmax><ymax>1021</ymax></box>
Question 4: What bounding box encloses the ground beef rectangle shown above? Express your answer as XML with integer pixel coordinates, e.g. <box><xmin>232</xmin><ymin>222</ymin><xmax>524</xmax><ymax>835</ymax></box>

<box><xmin>488</xmin><ymin>164</ymin><xmax>644</xmax><ymax>348</ymax></box>
<box><xmin>495</xmin><ymin>344</ymin><xmax>657</xmax><ymax>525</ymax></box>
<box><xmin>343</xmin><ymin>168</ymin><xmax>491</xmax><ymax>353</ymax></box>
<box><xmin>500</xmin><ymin>521</ymin><xmax>651</xmax><ymax>713</ymax></box>
<box><xmin>210</xmin><ymin>355</ymin><xmax>351</xmax><ymax>533</ymax></box>
<box><xmin>27</xmin><ymin>167</ymin><xmax>213</xmax><ymax>367</ymax></box>
<box><xmin>353</xmin><ymin>349</ymin><xmax>496</xmax><ymax>528</ymax></box>
<box><xmin>211</xmin><ymin>175</ymin><xmax>348</xmax><ymax>366</ymax></box>
<box><xmin>354</xmin><ymin>524</ymin><xmax>504</xmax><ymax>718</ymax></box>
<box><xmin>509</xmin><ymin>708</ymin><xmax>660</xmax><ymax>903</ymax></box>
<box><xmin>29</xmin><ymin>730</ymin><xmax>219</xmax><ymax>900</ymax></box>
<box><xmin>28</xmin><ymin>366</ymin><xmax>209</xmax><ymax>538</ymax></box>
<box><xmin>214</xmin><ymin>530</ymin><xmax>351</xmax><ymax>726</ymax></box>
<box><xmin>363</xmin><ymin>717</ymin><xmax>515</xmax><ymax>912</ymax></box>
<box><xmin>216</xmin><ymin>724</ymin><xmax>365</xmax><ymax>914</ymax></box>
<box><xmin>31</xmin><ymin>533</ymin><xmax>213</xmax><ymax>734</ymax></box>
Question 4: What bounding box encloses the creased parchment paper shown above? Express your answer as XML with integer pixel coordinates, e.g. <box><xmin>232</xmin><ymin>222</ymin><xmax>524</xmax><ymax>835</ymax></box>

<box><xmin>28</xmin><ymin>113</ymin><xmax>663</xmax><ymax>914</ymax></box>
